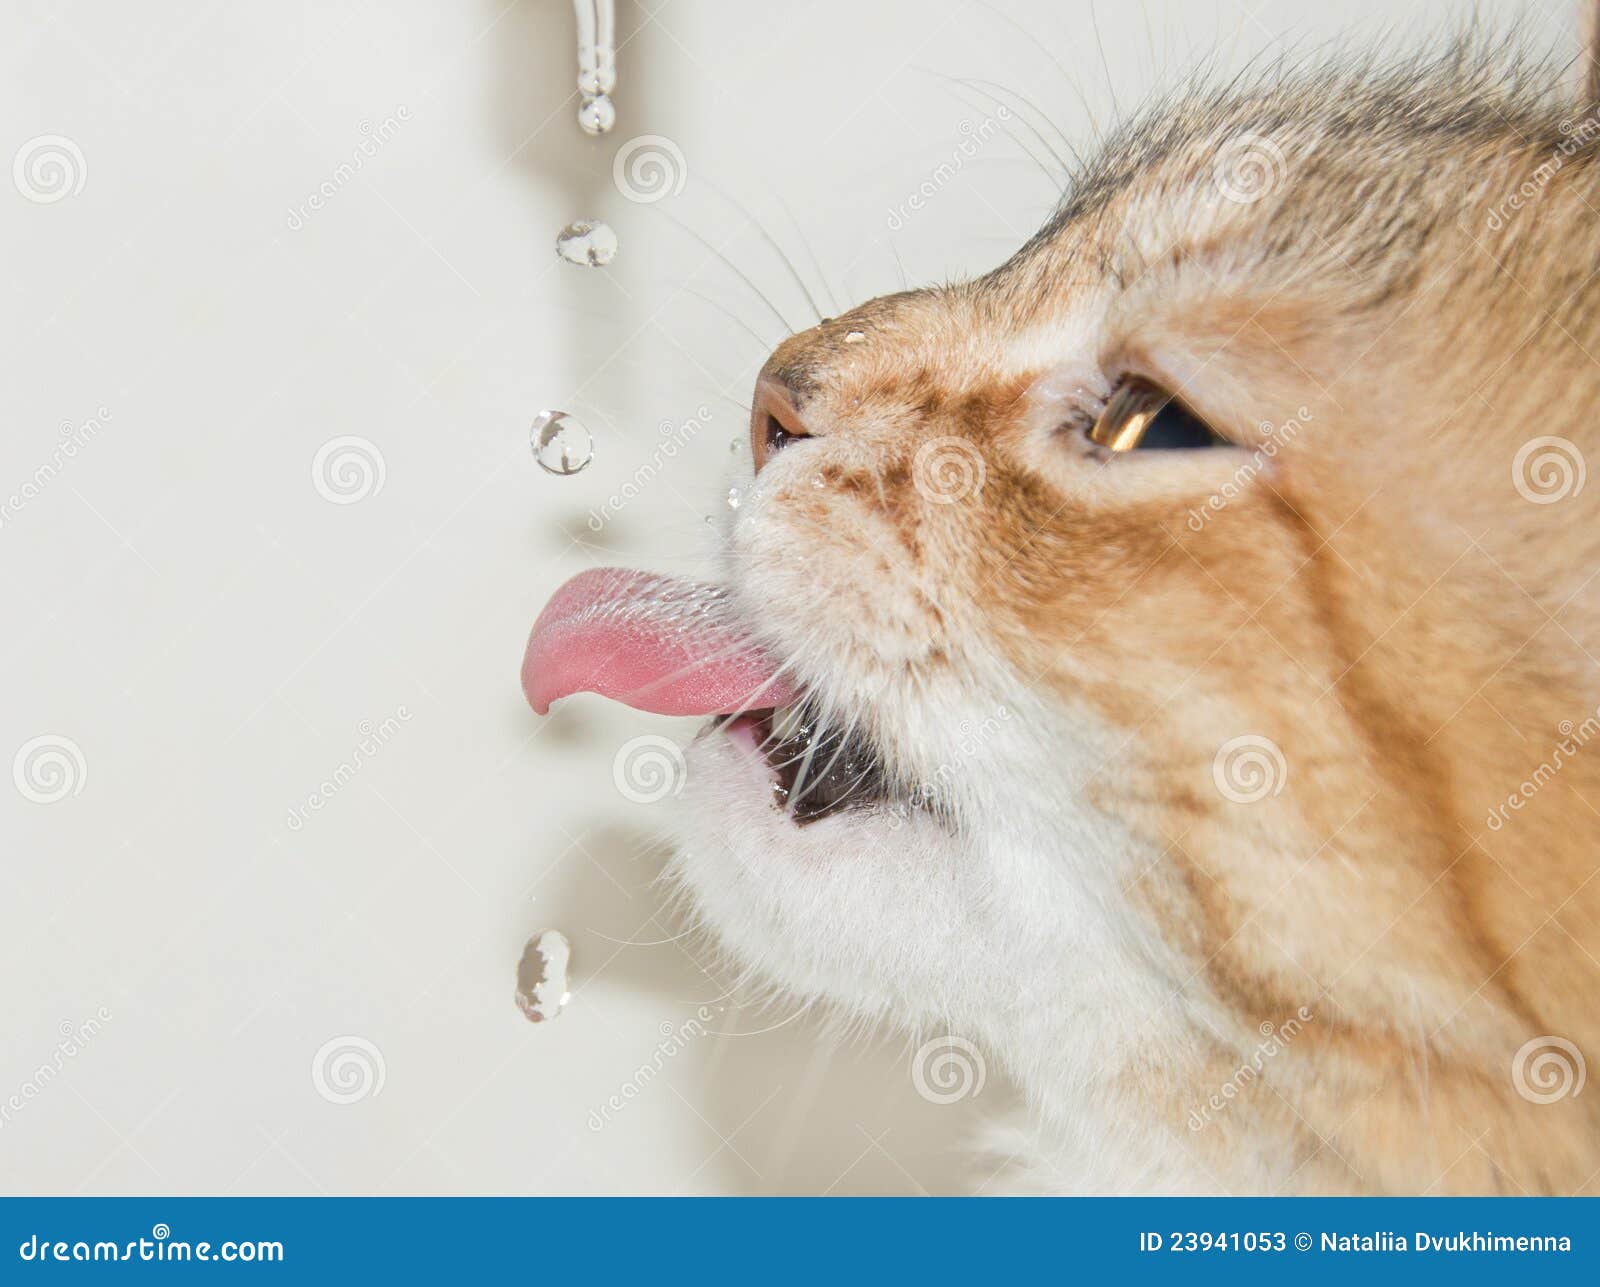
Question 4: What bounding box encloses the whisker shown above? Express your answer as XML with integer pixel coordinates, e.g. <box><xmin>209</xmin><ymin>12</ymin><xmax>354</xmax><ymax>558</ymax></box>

<box><xmin>912</xmin><ymin>66</ymin><xmax>1063</xmax><ymax>188</ymax></box>
<box><xmin>773</xmin><ymin>189</ymin><xmax>842</xmax><ymax>315</ymax></box>
<box><xmin>698</xmin><ymin>175</ymin><xmax>828</xmax><ymax>324</ymax></box>
<box><xmin>967</xmin><ymin>0</ymin><xmax>1107</xmax><ymax>147</ymax></box>
<box><xmin>652</xmin><ymin>204</ymin><xmax>797</xmax><ymax>335</ymax></box>
<box><xmin>962</xmin><ymin>75</ymin><xmax>1083</xmax><ymax>172</ymax></box>
<box><xmin>673</xmin><ymin>283</ymin><xmax>783</xmax><ymax>353</ymax></box>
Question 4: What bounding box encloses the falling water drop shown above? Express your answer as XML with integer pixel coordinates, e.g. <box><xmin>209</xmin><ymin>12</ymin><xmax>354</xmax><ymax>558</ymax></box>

<box><xmin>515</xmin><ymin>929</ymin><xmax>572</xmax><ymax>1023</ymax></box>
<box><xmin>729</xmin><ymin>435</ymin><xmax>745</xmax><ymax>455</ymax></box>
<box><xmin>555</xmin><ymin>219</ymin><xmax>618</xmax><ymax>267</ymax></box>
<box><xmin>572</xmin><ymin>0</ymin><xmax>617</xmax><ymax>134</ymax></box>
<box><xmin>726</xmin><ymin>484</ymin><xmax>744</xmax><ymax>511</ymax></box>
<box><xmin>576</xmin><ymin>94</ymin><xmax>615</xmax><ymax>136</ymax></box>
<box><xmin>531</xmin><ymin>410</ymin><xmax>594</xmax><ymax>475</ymax></box>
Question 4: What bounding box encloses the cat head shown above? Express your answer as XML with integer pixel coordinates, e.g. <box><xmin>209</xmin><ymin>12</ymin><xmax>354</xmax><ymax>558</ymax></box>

<box><xmin>527</xmin><ymin>33</ymin><xmax>1600</xmax><ymax>1192</ymax></box>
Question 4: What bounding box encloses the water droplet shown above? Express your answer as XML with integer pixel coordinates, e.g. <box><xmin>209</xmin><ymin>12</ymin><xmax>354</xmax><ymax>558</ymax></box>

<box><xmin>515</xmin><ymin>929</ymin><xmax>572</xmax><ymax>1023</ymax></box>
<box><xmin>844</xmin><ymin>330</ymin><xmax>865</xmax><ymax>344</ymax></box>
<box><xmin>573</xmin><ymin>0</ymin><xmax>617</xmax><ymax>130</ymax></box>
<box><xmin>726</xmin><ymin>484</ymin><xmax>743</xmax><ymax>511</ymax></box>
<box><xmin>555</xmin><ymin>218</ymin><xmax>617</xmax><ymax>267</ymax></box>
<box><xmin>729</xmin><ymin>436</ymin><xmax>745</xmax><ymax>455</ymax></box>
<box><xmin>577</xmin><ymin>93</ymin><xmax>615</xmax><ymax>136</ymax></box>
<box><xmin>531</xmin><ymin>410</ymin><xmax>594</xmax><ymax>475</ymax></box>
<box><xmin>577</xmin><ymin>66</ymin><xmax>616</xmax><ymax>98</ymax></box>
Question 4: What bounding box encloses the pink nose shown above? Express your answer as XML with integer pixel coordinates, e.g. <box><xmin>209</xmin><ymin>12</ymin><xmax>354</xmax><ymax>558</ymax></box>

<box><xmin>749</xmin><ymin>376</ymin><xmax>812</xmax><ymax>473</ymax></box>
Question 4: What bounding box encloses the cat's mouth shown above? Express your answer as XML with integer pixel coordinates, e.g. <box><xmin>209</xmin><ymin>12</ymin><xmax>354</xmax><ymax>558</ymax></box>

<box><xmin>522</xmin><ymin>568</ymin><xmax>903</xmax><ymax>827</ymax></box>
<box><xmin>716</xmin><ymin>702</ymin><xmax>894</xmax><ymax>825</ymax></box>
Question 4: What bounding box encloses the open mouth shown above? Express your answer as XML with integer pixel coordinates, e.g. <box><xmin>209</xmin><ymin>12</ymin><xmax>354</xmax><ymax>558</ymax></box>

<box><xmin>522</xmin><ymin>567</ymin><xmax>904</xmax><ymax>826</ymax></box>
<box><xmin>719</xmin><ymin>701</ymin><xmax>894</xmax><ymax>825</ymax></box>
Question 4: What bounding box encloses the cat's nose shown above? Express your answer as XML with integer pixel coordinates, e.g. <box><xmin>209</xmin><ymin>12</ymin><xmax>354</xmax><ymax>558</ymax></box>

<box><xmin>750</xmin><ymin>375</ymin><xmax>813</xmax><ymax>472</ymax></box>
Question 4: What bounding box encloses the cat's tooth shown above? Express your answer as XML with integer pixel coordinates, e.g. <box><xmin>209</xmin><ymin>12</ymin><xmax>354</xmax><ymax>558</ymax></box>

<box><xmin>772</xmin><ymin>702</ymin><xmax>806</xmax><ymax>744</ymax></box>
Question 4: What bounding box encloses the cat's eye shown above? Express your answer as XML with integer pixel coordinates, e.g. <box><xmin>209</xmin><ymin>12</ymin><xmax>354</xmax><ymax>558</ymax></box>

<box><xmin>1086</xmin><ymin>378</ymin><xmax>1223</xmax><ymax>451</ymax></box>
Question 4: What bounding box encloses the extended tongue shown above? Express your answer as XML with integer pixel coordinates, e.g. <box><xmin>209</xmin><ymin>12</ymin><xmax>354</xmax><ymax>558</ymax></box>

<box><xmin>522</xmin><ymin>568</ymin><xmax>799</xmax><ymax>716</ymax></box>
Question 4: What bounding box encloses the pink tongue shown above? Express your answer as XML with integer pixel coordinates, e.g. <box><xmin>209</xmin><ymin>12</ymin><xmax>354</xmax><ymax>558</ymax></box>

<box><xmin>522</xmin><ymin>568</ymin><xmax>798</xmax><ymax>716</ymax></box>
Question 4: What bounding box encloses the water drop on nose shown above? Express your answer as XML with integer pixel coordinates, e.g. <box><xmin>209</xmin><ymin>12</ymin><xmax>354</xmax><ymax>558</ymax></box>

<box><xmin>555</xmin><ymin>219</ymin><xmax>618</xmax><ymax>267</ymax></box>
<box><xmin>577</xmin><ymin>94</ymin><xmax>615</xmax><ymax>136</ymax></box>
<box><xmin>844</xmin><ymin>330</ymin><xmax>865</xmax><ymax>344</ymax></box>
<box><xmin>531</xmin><ymin>410</ymin><xmax>594</xmax><ymax>475</ymax></box>
<box><xmin>515</xmin><ymin>929</ymin><xmax>572</xmax><ymax>1023</ymax></box>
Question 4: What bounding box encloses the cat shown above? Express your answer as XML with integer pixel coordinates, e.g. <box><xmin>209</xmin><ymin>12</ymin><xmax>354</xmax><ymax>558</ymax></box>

<box><xmin>525</xmin><ymin>20</ymin><xmax>1600</xmax><ymax>1194</ymax></box>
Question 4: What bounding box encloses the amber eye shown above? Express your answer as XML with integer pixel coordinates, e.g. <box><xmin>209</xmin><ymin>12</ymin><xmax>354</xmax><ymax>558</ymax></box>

<box><xmin>1086</xmin><ymin>379</ymin><xmax>1222</xmax><ymax>451</ymax></box>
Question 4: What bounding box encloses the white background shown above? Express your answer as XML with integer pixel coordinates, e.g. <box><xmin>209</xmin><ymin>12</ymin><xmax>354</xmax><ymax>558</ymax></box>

<box><xmin>1</xmin><ymin>0</ymin><xmax>1571</xmax><ymax>1195</ymax></box>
